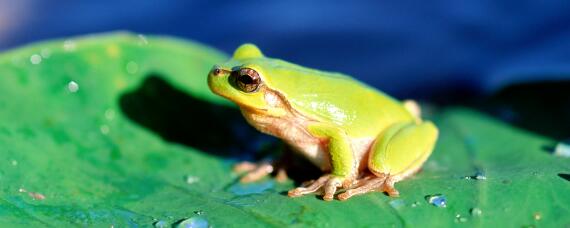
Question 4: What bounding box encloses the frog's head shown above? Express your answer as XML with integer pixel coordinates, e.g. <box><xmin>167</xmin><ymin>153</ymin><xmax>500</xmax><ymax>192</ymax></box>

<box><xmin>207</xmin><ymin>44</ymin><xmax>288</xmax><ymax>116</ymax></box>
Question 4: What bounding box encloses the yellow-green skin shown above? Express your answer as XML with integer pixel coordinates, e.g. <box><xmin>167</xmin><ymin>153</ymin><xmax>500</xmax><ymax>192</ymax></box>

<box><xmin>208</xmin><ymin>44</ymin><xmax>438</xmax><ymax>200</ymax></box>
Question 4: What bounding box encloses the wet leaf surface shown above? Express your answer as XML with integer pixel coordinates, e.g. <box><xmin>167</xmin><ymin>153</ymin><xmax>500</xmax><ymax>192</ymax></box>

<box><xmin>0</xmin><ymin>33</ymin><xmax>569</xmax><ymax>227</ymax></box>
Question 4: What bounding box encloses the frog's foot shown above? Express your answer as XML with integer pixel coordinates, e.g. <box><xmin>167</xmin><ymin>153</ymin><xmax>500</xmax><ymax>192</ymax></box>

<box><xmin>337</xmin><ymin>174</ymin><xmax>399</xmax><ymax>201</ymax></box>
<box><xmin>288</xmin><ymin>175</ymin><xmax>347</xmax><ymax>201</ymax></box>
<box><xmin>234</xmin><ymin>161</ymin><xmax>275</xmax><ymax>183</ymax></box>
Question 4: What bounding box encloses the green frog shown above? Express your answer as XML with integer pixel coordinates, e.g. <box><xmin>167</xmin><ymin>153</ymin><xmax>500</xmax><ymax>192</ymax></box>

<box><xmin>207</xmin><ymin>44</ymin><xmax>438</xmax><ymax>201</ymax></box>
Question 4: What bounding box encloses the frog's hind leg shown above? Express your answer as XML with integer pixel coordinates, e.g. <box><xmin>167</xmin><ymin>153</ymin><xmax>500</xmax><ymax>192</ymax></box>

<box><xmin>338</xmin><ymin>121</ymin><xmax>438</xmax><ymax>201</ymax></box>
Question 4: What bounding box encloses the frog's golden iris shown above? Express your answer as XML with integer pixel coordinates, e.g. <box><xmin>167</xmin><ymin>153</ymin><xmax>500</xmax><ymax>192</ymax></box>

<box><xmin>233</xmin><ymin>68</ymin><xmax>261</xmax><ymax>93</ymax></box>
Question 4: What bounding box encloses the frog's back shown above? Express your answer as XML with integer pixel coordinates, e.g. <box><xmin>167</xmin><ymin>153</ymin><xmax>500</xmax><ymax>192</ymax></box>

<box><xmin>262</xmin><ymin>60</ymin><xmax>414</xmax><ymax>137</ymax></box>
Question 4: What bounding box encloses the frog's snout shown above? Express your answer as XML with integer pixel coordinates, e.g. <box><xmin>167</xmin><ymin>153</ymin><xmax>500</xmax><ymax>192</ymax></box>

<box><xmin>210</xmin><ymin>65</ymin><xmax>224</xmax><ymax>77</ymax></box>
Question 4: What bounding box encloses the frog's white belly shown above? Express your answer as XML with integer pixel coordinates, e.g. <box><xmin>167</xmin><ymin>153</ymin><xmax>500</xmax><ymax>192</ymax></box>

<box><xmin>240</xmin><ymin>108</ymin><xmax>374</xmax><ymax>171</ymax></box>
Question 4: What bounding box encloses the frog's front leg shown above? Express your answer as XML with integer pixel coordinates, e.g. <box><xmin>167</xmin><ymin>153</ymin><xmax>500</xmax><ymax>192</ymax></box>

<box><xmin>288</xmin><ymin>123</ymin><xmax>357</xmax><ymax>201</ymax></box>
<box><xmin>338</xmin><ymin>121</ymin><xmax>438</xmax><ymax>201</ymax></box>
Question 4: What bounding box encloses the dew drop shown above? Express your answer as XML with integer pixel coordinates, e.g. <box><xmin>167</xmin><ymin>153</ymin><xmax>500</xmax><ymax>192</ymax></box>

<box><xmin>474</xmin><ymin>172</ymin><xmax>487</xmax><ymax>180</ymax></box>
<box><xmin>105</xmin><ymin>109</ymin><xmax>116</xmax><ymax>120</ymax></box>
<box><xmin>425</xmin><ymin>194</ymin><xmax>447</xmax><ymax>208</ymax></box>
<box><xmin>554</xmin><ymin>142</ymin><xmax>570</xmax><ymax>157</ymax></box>
<box><xmin>533</xmin><ymin>212</ymin><xmax>542</xmax><ymax>221</ymax></box>
<box><xmin>138</xmin><ymin>34</ymin><xmax>149</xmax><ymax>45</ymax></box>
<box><xmin>389</xmin><ymin>199</ymin><xmax>405</xmax><ymax>209</ymax></box>
<box><xmin>100</xmin><ymin>125</ymin><xmax>110</xmax><ymax>135</ymax></box>
<box><xmin>126</xmin><ymin>61</ymin><xmax>139</xmax><ymax>74</ymax></box>
<box><xmin>175</xmin><ymin>217</ymin><xmax>209</xmax><ymax>228</ymax></box>
<box><xmin>470</xmin><ymin>207</ymin><xmax>482</xmax><ymax>216</ymax></box>
<box><xmin>193</xmin><ymin>210</ymin><xmax>204</xmax><ymax>215</ymax></box>
<box><xmin>411</xmin><ymin>201</ymin><xmax>420</xmax><ymax>207</ymax></box>
<box><xmin>455</xmin><ymin>214</ymin><xmax>468</xmax><ymax>223</ymax></box>
<box><xmin>63</xmin><ymin>40</ymin><xmax>76</xmax><ymax>52</ymax></box>
<box><xmin>67</xmin><ymin>81</ymin><xmax>79</xmax><ymax>93</ymax></box>
<box><xmin>30</xmin><ymin>54</ymin><xmax>42</xmax><ymax>65</ymax></box>
<box><xmin>40</xmin><ymin>48</ymin><xmax>51</xmax><ymax>58</ymax></box>
<box><xmin>153</xmin><ymin>220</ymin><xmax>168</xmax><ymax>228</ymax></box>
<box><xmin>10</xmin><ymin>159</ymin><xmax>17</xmax><ymax>166</ymax></box>
<box><xmin>464</xmin><ymin>170</ymin><xmax>486</xmax><ymax>180</ymax></box>
<box><xmin>185</xmin><ymin>175</ymin><xmax>200</xmax><ymax>184</ymax></box>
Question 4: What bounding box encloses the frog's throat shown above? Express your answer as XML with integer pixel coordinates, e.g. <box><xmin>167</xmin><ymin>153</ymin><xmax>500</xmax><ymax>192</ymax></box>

<box><xmin>239</xmin><ymin>86</ymin><xmax>316</xmax><ymax>123</ymax></box>
<box><xmin>238</xmin><ymin>87</ymin><xmax>329</xmax><ymax>170</ymax></box>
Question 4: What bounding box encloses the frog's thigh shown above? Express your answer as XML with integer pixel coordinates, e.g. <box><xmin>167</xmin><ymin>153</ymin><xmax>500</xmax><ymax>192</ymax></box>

<box><xmin>368</xmin><ymin>121</ymin><xmax>438</xmax><ymax>181</ymax></box>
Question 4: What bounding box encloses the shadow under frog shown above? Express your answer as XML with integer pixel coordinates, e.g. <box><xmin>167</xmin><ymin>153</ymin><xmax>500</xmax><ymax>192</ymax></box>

<box><xmin>119</xmin><ymin>73</ymin><xmax>320</xmax><ymax>182</ymax></box>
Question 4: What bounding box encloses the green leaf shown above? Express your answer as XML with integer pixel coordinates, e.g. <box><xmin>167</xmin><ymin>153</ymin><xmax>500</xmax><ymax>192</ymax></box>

<box><xmin>0</xmin><ymin>33</ymin><xmax>569</xmax><ymax>227</ymax></box>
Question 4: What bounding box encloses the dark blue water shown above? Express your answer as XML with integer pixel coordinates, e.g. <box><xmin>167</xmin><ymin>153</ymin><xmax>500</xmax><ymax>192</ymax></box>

<box><xmin>2</xmin><ymin>0</ymin><xmax>570</xmax><ymax>98</ymax></box>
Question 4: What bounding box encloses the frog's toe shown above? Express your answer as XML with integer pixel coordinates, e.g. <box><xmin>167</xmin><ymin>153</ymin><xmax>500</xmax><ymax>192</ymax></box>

<box><xmin>337</xmin><ymin>175</ymin><xmax>400</xmax><ymax>201</ymax></box>
<box><xmin>382</xmin><ymin>178</ymin><xmax>400</xmax><ymax>197</ymax></box>
<box><xmin>287</xmin><ymin>174</ymin><xmax>330</xmax><ymax>197</ymax></box>
<box><xmin>233</xmin><ymin>161</ymin><xmax>258</xmax><ymax>173</ymax></box>
<box><xmin>323</xmin><ymin>176</ymin><xmax>343</xmax><ymax>201</ymax></box>
<box><xmin>239</xmin><ymin>162</ymin><xmax>274</xmax><ymax>183</ymax></box>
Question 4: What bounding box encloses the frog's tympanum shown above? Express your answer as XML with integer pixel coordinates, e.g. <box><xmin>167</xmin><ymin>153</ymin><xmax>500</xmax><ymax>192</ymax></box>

<box><xmin>207</xmin><ymin>44</ymin><xmax>438</xmax><ymax>201</ymax></box>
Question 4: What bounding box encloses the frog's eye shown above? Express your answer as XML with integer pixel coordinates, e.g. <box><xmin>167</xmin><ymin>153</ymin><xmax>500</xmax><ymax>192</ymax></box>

<box><xmin>235</xmin><ymin>68</ymin><xmax>261</xmax><ymax>93</ymax></box>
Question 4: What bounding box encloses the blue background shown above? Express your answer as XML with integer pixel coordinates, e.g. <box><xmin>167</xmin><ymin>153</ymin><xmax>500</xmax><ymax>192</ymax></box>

<box><xmin>2</xmin><ymin>0</ymin><xmax>570</xmax><ymax>99</ymax></box>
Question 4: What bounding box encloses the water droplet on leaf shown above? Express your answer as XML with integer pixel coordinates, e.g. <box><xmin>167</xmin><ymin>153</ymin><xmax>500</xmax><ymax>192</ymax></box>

<box><xmin>153</xmin><ymin>220</ymin><xmax>168</xmax><ymax>228</ymax></box>
<box><xmin>67</xmin><ymin>81</ymin><xmax>79</xmax><ymax>93</ymax></box>
<box><xmin>100</xmin><ymin>125</ymin><xmax>110</xmax><ymax>135</ymax></box>
<box><xmin>464</xmin><ymin>170</ymin><xmax>486</xmax><ymax>180</ymax></box>
<box><xmin>455</xmin><ymin>214</ymin><xmax>468</xmax><ymax>223</ymax></box>
<box><xmin>185</xmin><ymin>175</ymin><xmax>200</xmax><ymax>184</ymax></box>
<box><xmin>554</xmin><ymin>142</ymin><xmax>570</xmax><ymax>157</ymax></box>
<box><xmin>193</xmin><ymin>210</ymin><xmax>204</xmax><ymax>215</ymax></box>
<box><xmin>389</xmin><ymin>199</ymin><xmax>405</xmax><ymax>209</ymax></box>
<box><xmin>40</xmin><ymin>48</ymin><xmax>51</xmax><ymax>58</ymax></box>
<box><xmin>533</xmin><ymin>212</ymin><xmax>542</xmax><ymax>221</ymax></box>
<box><xmin>30</xmin><ymin>54</ymin><xmax>42</xmax><ymax>65</ymax></box>
<box><xmin>470</xmin><ymin>207</ymin><xmax>482</xmax><ymax>216</ymax></box>
<box><xmin>138</xmin><ymin>34</ymin><xmax>149</xmax><ymax>45</ymax></box>
<box><xmin>63</xmin><ymin>40</ymin><xmax>76</xmax><ymax>52</ymax></box>
<box><xmin>105</xmin><ymin>109</ymin><xmax>116</xmax><ymax>120</ymax></box>
<box><xmin>175</xmin><ymin>217</ymin><xmax>209</xmax><ymax>228</ymax></box>
<box><xmin>425</xmin><ymin>194</ymin><xmax>447</xmax><ymax>208</ymax></box>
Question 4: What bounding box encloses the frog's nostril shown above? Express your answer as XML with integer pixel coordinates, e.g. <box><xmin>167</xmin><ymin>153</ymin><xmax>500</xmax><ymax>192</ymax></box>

<box><xmin>213</xmin><ymin>68</ymin><xmax>222</xmax><ymax>76</ymax></box>
<box><xmin>211</xmin><ymin>66</ymin><xmax>229</xmax><ymax>77</ymax></box>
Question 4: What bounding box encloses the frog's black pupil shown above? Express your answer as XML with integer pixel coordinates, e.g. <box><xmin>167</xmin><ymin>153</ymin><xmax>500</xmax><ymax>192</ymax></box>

<box><xmin>239</xmin><ymin>75</ymin><xmax>253</xmax><ymax>84</ymax></box>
